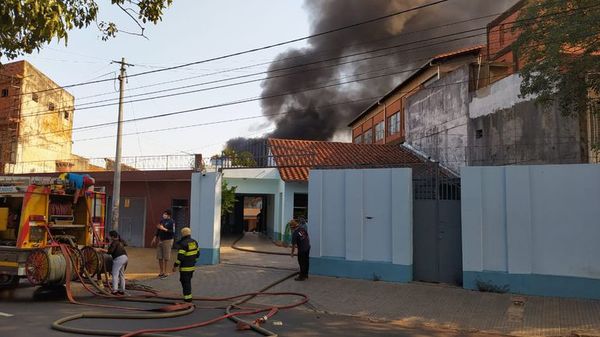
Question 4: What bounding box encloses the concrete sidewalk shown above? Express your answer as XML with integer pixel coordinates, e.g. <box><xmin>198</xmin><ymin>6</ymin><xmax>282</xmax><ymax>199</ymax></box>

<box><xmin>132</xmin><ymin>234</ymin><xmax>600</xmax><ymax>337</ymax></box>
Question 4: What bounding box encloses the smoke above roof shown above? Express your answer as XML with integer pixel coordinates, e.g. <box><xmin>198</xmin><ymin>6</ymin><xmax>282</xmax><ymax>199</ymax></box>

<box><xmin>228</xmin><ymin>0</ymin><xmax>518</xmax><ymax>150</ymax></box>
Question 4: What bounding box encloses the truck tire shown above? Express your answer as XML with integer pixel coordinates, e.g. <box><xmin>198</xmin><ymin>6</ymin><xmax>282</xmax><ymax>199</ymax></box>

<box><xmin>0</xmin><ymin>274</ymin><xmax>19</xmax><ymax>289</ymax></box>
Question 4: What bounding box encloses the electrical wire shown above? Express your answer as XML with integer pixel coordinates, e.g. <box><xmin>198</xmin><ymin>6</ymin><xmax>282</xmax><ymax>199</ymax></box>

<box><xmin>0</xmin><ymin>70</ymin><xmax>520</xmax><ymax>151</ymax></box>
<box><xmin>1</xmin><ymin>0</ymin><xmax>449</xmax><ymax>99</ymax></box>
<box><xmin>14</xmin><ymin>2</ymin><xmax>600</xmax><ymax>118</ymax></box>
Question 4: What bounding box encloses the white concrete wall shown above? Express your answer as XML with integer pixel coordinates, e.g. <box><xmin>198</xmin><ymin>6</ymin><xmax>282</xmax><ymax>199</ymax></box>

<box><xmin>469</xmin><ymin>73</ymin><xmax>531</xmax><ymax>118</ymax></box>
<box><xmin>190</xmin><ymin>172</ymin><xmax>222</xmax><ymax>264</ymax></box>
<box><xmin>308</xmin><ymin>168</ymin><xmax>413</xmax><ymax>282</ymax></box>
<box><xmin>461</xmin><ymin>165</ymin><xmax>600</xmax><ymax>298</ymax></box>
<box><xmin>405</xmin><ymin>65</ymin><xmax>471</xmax><ymax>173</ymax></box>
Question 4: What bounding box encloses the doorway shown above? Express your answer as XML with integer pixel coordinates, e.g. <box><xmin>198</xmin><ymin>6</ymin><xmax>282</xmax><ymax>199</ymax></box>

<box><xmin>221</xmin><ymin>193</ymin><xmax>270</xmax><ymax>237</ymax></box>
<box><xmin>171</xmin><ymin>199</ymin><xmax>189</xmax><ymax>241</ymax></box>
<box><xmin>106</xmin><ymin>196</ymin><xmax>146</xmax><ymax>247</ymax></box>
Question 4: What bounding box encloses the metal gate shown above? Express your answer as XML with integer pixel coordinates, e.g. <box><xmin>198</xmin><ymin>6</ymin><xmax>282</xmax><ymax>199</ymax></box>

<box><xmin>412</xmin><ymin>163</ymin><xmax>462</xmax><ymax>285</ymax></box>
<box><xmin>107</xmin><ymin>197</ymin><xmax>146</xmax><ymax>247</ymax></box>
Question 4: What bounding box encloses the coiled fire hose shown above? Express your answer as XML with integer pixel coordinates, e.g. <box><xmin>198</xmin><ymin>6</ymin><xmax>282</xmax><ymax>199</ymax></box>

<box><xmin>50</xmin><ymin>242</ymin><xmax>308</xmax><ymax>337</ymax></box>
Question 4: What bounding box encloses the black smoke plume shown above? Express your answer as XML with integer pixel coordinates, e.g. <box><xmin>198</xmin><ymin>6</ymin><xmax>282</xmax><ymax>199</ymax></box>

<box><xmin>231</xmin><ymin>0</ymin><xmax>519</xmax><ymax>149</ymax></box>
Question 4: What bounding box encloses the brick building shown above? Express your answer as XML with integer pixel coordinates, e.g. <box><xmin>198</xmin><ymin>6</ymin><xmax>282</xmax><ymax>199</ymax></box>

<box><xmin>348</xmin><ymin>0</ymin><xmax>599</xmax><ymax>171</ymax></box>
<box><xmin>0</xmin><ymin>60</ymin><xmax>76</xmax><ymax>174</ymax></box>
<box><xmin>348</xmin><ymin>46</ymin><xmax>484</xmax><ymax>147</ymax></box>
<box><xmin>486</xmin><ymin>0</ymin><xmax>525</xmax><ymax>72</ymax></box>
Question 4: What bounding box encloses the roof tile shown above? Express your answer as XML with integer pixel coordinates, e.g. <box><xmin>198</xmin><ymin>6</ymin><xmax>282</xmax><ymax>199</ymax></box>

<box><xmin>268</xmin><ymin>138</ymin><xmax>429</xmax><ymax>182</ymax></box>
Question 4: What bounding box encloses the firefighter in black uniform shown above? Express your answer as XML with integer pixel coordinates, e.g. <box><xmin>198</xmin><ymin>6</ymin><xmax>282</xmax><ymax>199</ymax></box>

<box><xmin>172</xmin><ymin>227</ymin><xmax>199</xmax><ymax>302</ymax></box>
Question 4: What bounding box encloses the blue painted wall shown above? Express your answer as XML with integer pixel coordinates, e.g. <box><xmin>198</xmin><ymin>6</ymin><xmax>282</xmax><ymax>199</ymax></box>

<box><xmin>461</xmin><ymin>165</ymin><xmax>600</xmax><ymax>299</ymax></box>
<box><xmin>311</xmin><ymin>256</ymin><xmax>412</xmax><ymax>282</ymax></box>
<box><xmin>308</xmin><ymin>168</ymin><xmax>413</xmax><ymax>283</ymax></box>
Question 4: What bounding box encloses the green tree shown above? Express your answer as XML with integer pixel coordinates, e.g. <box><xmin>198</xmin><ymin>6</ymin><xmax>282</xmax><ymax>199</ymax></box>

<box><xmin>0</xmin><ymin>0</ymin><xmax>173</xmax><ymax>60</ymax></box>
<box><xmin>234</xmin><ymin>151</ymin><xmax>257</xmax><ymax>167</ymax></box>
<box><xmin>513</xmin><ymin>0</ymin><xmax>600</xmax><ymax>117</ymax></box>
<box><xmin>221</xmin><ymin>180</ymin><xmax>237</xmax><ymax>216</ymax></box>
<box><xmin>221</xmin><ymin>148</ymin><xmax>256</xmax><ymax>167</ymax></box>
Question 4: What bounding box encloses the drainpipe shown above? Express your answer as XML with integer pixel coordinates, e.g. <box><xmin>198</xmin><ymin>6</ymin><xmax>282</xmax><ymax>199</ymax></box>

<box><xmin>476</xmin><ymin>53</ymin><xmax>483</xmax><ymax>91</ymax></box>
<box><xmin>430</xmin><ymin>61</ymin><xmax>440</xmax><ymax>80</ymax></box>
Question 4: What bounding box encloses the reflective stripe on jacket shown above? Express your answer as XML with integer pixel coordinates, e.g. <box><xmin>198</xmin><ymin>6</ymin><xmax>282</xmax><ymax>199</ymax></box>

<box><xmin>174</xmin><ymin>235</ymin><xmax>199</xmax><ymax>271</ymax></box>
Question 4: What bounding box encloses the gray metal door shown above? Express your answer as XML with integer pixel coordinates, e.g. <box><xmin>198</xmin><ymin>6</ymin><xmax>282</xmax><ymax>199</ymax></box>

<box><xmin>107</xmin><ymin>197</ymin><xmax>146</xmax><ymax>247</ymax></box>
<box><xmin>413</xmin><ymin>199</ymin><xmax>439</xmax><ymax>282</ymax></box>
<box><xmin>412</xmin><ymin>164</ymin><xmax>462</xmax><ymax>285</ymax></box>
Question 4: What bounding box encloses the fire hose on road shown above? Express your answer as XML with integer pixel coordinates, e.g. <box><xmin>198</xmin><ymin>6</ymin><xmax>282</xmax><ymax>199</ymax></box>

<box><xmin>38</xmin><ymin>241</ymin><xmax>309</xmax><ymax>337</ymax></box>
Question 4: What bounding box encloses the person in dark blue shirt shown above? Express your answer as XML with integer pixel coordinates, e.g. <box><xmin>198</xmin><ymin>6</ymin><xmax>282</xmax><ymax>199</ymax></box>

<box><xmin>151</xmin><ymin>210</ymin><xmax>175</xmax><ymax>278</ymax></box>
<box><xmin>290</xmin><ymin>219</ymin><xmax>311</xmax><ymax>281</ymax></box>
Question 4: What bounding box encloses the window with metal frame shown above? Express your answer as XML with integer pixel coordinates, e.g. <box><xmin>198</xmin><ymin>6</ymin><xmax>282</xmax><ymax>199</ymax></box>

<box><xmin>375</xmin><ymin>121</ymin><xmax>384</xmax><ymax>141</ymax></box>
<box><xmin>363</xmin><ymin>128</ymin><xmax>373</xmax><ymax>144</ymax></box>
<box><xmin>388</xmin><ymin>113</ymin><xmax>400</xmax><ymax>135</ymax></box>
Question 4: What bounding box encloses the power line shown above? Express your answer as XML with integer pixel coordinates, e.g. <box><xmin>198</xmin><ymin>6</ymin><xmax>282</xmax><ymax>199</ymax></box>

<box><xmin>1</xmin><ymin>71</ymin><xmax>517</xmax><ymax>148</ymax></box>
<box><xmin>123</xmin><ymin>0</ymin><xmax>449</xmax><ymax>79</ymax></box>
<box><xmin>1</xmin><ymin>0</ymin><xmax>449</xmax><ymax>99</ymax></box>
<box><xmin>16</xmin><ymin>32</ymin><xmax>486</xmax><ymax>117</ymax></box>
<box><xmin>72</xmin><ymin>96</ymin><xmax>381</xmax><ymax>142</ymax></box>
<box><xmin>73</xmin><ymin>10</ymin><xmax>502</xmax><ymax>100</ymax></box>
<box><xmin>6</xmin><ymin>24</ymin><xmax>599</xmax><ymax>149</ymax></box>
<box><xmin>15</xmin><ymin>2</ymin><xmax>600</xmax><ymax>118</ymax></box>
<box><xmin>19</xmin><ymin>31</ymin><xmax>488</xmax><ymax>118</ymax></box>
<box><xmin>3</xmin><ymin>3</ymin><xmax>598</xmax><ymax>148</ymax></box>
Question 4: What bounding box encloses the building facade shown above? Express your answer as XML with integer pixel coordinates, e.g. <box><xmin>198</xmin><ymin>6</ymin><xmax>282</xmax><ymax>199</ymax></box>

<box><xmin>0</xmin><ymin>61</ymin><xmax>76</xmax><ymax>174</ymax></box>
<box><xmin>348</xmin><ymin>0</ymin><xmax>599</xmax><ymax>172</ymax></box>
<box><xmin>348</xmin><ymin>46</ymin><xmax>484</xmax><ymax>148</ymax></box>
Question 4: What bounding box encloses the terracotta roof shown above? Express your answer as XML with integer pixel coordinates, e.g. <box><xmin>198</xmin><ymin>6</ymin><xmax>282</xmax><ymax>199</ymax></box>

<box><xmin>431</xmin><ymin>45</ymin><xmax>484</xmax><ymax>61</ymax></box>
<box><xmin>268</xmin><ymin>138</ymin><xmax>429</xmax><ymax>182</ymax></box>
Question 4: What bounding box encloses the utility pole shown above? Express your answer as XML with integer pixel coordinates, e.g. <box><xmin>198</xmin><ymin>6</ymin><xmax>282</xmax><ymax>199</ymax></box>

<box><xmin>110</xmin><ymin>58</ymin><xmax>133</xmax><ymax>232</ymax></box>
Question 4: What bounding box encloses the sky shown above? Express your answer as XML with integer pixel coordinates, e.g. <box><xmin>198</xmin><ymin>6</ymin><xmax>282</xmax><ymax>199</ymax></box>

<box><xmin>2</xmin><ymin>0</ymin><xmax>520</xmax><ymax>163</ymax></box>
<box><xmin>2</xmin><ymin>1</ymin><xmax>311</xmax><ymax>159</ymax></box>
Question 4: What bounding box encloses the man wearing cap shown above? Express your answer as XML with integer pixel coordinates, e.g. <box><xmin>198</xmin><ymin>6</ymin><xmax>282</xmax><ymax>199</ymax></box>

<box><xmin>173</xmin><ymin>227</ymin><xmax>199</xmax><ymax>302</ymax></box>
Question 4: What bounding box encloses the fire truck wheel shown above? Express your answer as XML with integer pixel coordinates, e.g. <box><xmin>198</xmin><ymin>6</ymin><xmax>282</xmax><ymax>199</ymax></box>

<box><xmin>26</xmin><ymin>250</ymin><xmax>50</xmax><ymax>286</ymax></box>
<box><xmin>0</xmin><ymin>274</ymin><xmax>19</xmax><ymax>288</ymax></box>
<box><xmin>81</xmin><ymin>246</ymin><xmax>100</xmax><ymax>277</ymax></box>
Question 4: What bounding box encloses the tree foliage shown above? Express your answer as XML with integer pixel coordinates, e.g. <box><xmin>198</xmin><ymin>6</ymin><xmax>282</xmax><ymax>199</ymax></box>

<box><xmin>0</xmin><ymin>0</ymin><xmax>173</xmax><ymax>60</ymax></box>
<box><xmin>221</xmin><ymin>180</ymin><xmax>237</xmax><ymax>216</ymax></box>
<box><xmin>221</xmin><ymin>148</ymin><xmax>257</xmax><ymax>167</ymax></box>
<box><xmin>513</xmin><ymin>0</ymin><xmax>600</xmax><ymax>116</ymax></box>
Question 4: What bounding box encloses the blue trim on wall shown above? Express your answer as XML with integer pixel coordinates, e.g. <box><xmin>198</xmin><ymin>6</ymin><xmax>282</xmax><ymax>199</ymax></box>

<box><xmin>197</xmin><ymin>248</ymin><xmax>219</xmax><ymax>265</ymax></box>
<box><xmin>311</xmin><ymin>256</ymin><xmax>412</xmax><ymax>283</ymax></box>
<box><xmin>464</xmin><ymin>271</ymin><xmax>600</xmax><ymax>299</ymax></box>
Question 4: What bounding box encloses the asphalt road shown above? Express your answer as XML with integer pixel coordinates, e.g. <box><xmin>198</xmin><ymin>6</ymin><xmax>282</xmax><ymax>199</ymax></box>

<box><xmin>0</xmin><ymin>283</ymin><xmax>508</xmax><ymax>337</ymax></box>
